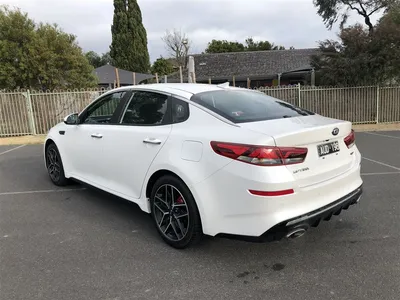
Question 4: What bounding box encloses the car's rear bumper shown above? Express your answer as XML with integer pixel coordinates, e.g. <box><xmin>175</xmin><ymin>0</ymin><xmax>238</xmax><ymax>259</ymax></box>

<box><xmin>191</xmin><ymin>146</ymin><xmax>363</xmax><ymax>237</ymax></box>
<box><xmin>215</xmin><ymin>185</ymin><xmax>363</xmax><ymax>243</ymax></box>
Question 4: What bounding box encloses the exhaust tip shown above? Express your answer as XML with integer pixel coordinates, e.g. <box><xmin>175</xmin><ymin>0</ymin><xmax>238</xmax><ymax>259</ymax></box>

<box><xmin>286</xmin><ymin>228</ymin><xmax>307</xmax><ymax>239</ymax></box>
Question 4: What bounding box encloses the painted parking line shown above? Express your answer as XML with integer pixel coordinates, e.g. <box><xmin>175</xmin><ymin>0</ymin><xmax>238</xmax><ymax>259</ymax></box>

<box><xmin>361</xmin><ymin>172</ymin><xmax>400</xmax><ymax>176</ymax></box>
<box><xmin>0</xmin><ymin>145</ymin><xmax>26</xmax><ymax>156</ymax></box>
<box><xmin>0</xmin><ymin>188</ymin><xmax>86</xmax><ymax>197</ymax></box>
<box><xmin>364</xmin><ymin>132</ymin><xmax>400</xmax><ymax>140</ymax></box>
<box><xmin>362</xmin><ymin>157</ymin><xmax>400</xmax><ymax>171</ymax></box>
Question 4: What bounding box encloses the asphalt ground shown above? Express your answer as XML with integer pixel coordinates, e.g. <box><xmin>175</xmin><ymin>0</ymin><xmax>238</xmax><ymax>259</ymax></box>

<box><xmin>1</xmin><ymin>131</ymin><xmax>400</xmax><ymax>300</ymax></box>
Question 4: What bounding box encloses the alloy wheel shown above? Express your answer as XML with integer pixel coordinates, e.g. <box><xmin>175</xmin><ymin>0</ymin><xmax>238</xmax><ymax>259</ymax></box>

<box><xmin>153</xmin><ymin>184</ymin><xmax>190</xmax><ymax>241</ymax></box>
<box><xmin>46</xmin><ymin>147</ymin><xmax>61</xmax><ymax>183</ymax></box>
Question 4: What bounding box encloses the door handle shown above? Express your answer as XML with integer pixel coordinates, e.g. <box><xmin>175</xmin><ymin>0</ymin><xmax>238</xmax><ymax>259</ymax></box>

<box><xmin>143</xmin><ymin>138</ymin><xmax>162</xmax><ymax>145</ymax></box>
<box><xmin>91</xmin><ymin>133</ymin><xmax>103</xmax><ymax>139</ymax></box>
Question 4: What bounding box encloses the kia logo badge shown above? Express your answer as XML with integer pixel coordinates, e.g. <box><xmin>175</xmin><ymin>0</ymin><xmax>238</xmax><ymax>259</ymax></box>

<box><xmin>332</xmin><ymin>128</ymin><xmax>339</xmax><ymax>136</ymax></box>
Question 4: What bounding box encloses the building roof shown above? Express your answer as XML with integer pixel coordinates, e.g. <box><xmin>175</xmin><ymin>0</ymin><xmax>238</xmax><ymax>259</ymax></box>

<box><xmin>93</xmin><ymin>64</ymin><xmax>154</xmax><ymax>85</ymax></box>
<box><xmin>166</xmin><ymin>48</ymin><xmax>320</xmax><ymax>82</ymax></box>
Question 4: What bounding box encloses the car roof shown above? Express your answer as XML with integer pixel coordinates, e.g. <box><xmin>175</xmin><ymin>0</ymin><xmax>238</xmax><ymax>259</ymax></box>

<box><xmin>94</xmin><ymin>83</ymin><xmax>263</xmax><ymax>127</ymax></box>
<box><xmin>140</xmin><ymin>83</ymin><xmax>223</xmax><ymax>94</ymax></box>
<box><xmin>109</xmin><ymin>83</ymin><xmax>246</xmax><ymax>98</ymax></box>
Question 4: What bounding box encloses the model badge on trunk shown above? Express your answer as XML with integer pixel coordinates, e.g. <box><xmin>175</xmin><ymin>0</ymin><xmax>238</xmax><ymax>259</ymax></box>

<box><xmin>293</xmin><ymin>167</ymin><xmax>310</xmax><ymax>174</ymax></box>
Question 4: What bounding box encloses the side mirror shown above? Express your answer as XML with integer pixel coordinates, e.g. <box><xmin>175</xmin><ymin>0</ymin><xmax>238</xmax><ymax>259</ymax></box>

<box><xmin>64</xmin><ymin>113</ymin><xmax>79</xmax><ymax>125</ymax></box>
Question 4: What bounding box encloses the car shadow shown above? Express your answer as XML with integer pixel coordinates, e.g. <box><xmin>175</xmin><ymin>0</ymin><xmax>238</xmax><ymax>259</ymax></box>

<box><xmin>44</xmin><ymin>178</ymin><xmax>376</xmax><ymax>291</ymax></box>
<box><xmin>57</xmin><ymin>181</ymin><xmax>160</xmax><ymax>238</ymax></box>
<box><xmin>64</xmin><ymin>181</ymin><xmax>351</xmax><ymax>249</ymax></box>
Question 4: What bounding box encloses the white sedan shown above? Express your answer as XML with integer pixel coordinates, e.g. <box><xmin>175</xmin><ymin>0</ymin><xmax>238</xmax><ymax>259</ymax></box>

<box><xmin>44</xmin><ymin>83</ymin><xmax>363</xmax><ymax>249</ymax></box>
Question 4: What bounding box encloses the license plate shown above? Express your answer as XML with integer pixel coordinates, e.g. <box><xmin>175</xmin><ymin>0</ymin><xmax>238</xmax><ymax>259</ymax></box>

<box><xmin>317</xmin><ymin>141</ymin><xmax>340</xmax><ymax>157</ymax></box>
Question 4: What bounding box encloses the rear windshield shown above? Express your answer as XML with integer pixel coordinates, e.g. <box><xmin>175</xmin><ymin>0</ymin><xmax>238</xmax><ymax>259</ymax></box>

<box><xmin>190</xmin><ymin>89</ymin><xmax>314</xmax><ymax>123</ymax></box>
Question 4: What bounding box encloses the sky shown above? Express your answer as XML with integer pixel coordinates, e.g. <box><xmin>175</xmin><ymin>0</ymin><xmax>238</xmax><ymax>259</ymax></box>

<box><xmin>3</xmin><ymin>0</ymin><xmax>383</xmax><ymax>63</ymax></box>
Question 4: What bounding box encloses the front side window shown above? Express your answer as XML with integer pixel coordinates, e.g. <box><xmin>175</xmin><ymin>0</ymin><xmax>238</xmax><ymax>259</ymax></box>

<box><xmin>121</xmin><ymin>91</ymin><xmax>168</xmax><ymax>125</ymax></box>
<box><xmin>190</xmin><ymin>89</ymin><xmax>314</xmax><ymax>123</ymax></box>
<box><xmin>82</xmin><ymin>91</ymin><xmax>126</xmax><ymax>124</ymax></box>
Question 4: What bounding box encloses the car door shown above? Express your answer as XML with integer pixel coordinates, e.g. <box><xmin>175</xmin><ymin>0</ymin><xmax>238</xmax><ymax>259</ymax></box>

<box><xmin>63</xmin><ymin>90</ymin><xmax>131</xmax><ymax>186</ymax></box>
<box><xmin>98</xmin><ymin>90</ymin><xmax>173</xmax><ymax>199</ymax></box>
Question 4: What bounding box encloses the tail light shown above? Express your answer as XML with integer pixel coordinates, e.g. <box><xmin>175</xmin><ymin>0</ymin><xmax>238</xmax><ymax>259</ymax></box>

<box><xmin>344</xmin><ymin>130</ymin><xmax>355</xmax><ymax>148</ymax></box>
<box><xmin>210</xmin><ymin>141</ymin><xmax>308</xmax><ymax>166</ymax></box>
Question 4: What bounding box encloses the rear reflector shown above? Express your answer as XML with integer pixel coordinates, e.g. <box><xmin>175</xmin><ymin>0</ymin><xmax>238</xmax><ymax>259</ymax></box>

<box><xmin>249</xmin><ymin>189</ymin><xmax>294</xmax><ymax>196</ymax></box>
<box><xmin>344</xmin><ymin>130</ymin><xmax>355</xmax><ymax>148</ymax></box>
<box><xmin>210</xmin><ymin>141</ymin><xmax>308</xmax><ymax>166</ymax></box>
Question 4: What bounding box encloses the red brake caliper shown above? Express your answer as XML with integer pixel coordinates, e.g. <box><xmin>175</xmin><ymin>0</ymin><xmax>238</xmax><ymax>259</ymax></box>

<box><xmin>176</xmin><ymin>196</ymin><xmax>184</xmax><ymax>204</ymax></box>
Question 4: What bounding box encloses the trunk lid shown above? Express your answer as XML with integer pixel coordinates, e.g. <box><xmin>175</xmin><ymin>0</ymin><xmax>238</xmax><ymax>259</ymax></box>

<box><xmin>240</xmin><ymin>115</ymin><xmax>355</xmax><ymax>187</ymax></box>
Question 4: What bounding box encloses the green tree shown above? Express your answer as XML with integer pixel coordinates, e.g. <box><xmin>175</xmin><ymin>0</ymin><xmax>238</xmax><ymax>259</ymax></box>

<box><xmin>0</xmin><ymin>6</ymin><xmax>97</xmax><ymax>90</ymax></box>
<box><xmin>311</xmin><ymin>5</ymin><xmax>400</xmax><ymax>86</ymax></box>
<box><xmin>245</xmin><ymin>37</ymin><xmax>286</xmax><ymax>51</ymax></box>
<box><xmin>0</xmin><ymin>6</ymin><xmax>36</xmax><ymax>89</ymax></box>
<box><xmin>369</xmin><ymin>3</ymin><xmax>400</xmax><ymax>83</ymax></box>
<box><xmin>110</xmin><ymin>0</ymin><xmax>150</xmax><ymax>73</ymax></box>
<box><xmin>151</xmin><ymin>56</ymin><xmax>174</xmax><ymax>76</ymax></box>
<box><xmin>311</xmin><ymin>25</ymin><xmax>375</xmax><ymax>86</ymax></box>
<box><xmin>85</xmin><ymin>51</ymin><xmax>113</xmax><ymax>68</ymax></box>
<box><xmin>313</xmin><ymin>0</ymin><xmax>395</xmax><ymax>33</ymax></box>
<box><xmin>204</xmin><ymin>38</ymin><xmax>288</xmax><ymax>53</ymax></box>
<box><xmin>204</xmin><ymin>39</ymin><xmax>246</xmax><ymax>53</ymax></box>
<box><xmin>101</xmin><ymin>52</ymin><xmax>113</xmax><ymax>65</ymax></box>
<box><xmin>85</xmin><ymin>51</ymin><xmax>102</xmax><ymax>68</ymax></box>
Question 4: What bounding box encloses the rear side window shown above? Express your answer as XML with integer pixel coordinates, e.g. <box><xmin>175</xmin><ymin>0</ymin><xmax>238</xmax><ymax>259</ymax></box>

<box><xmin>190</xmin><ymin>90</ymin><xmax>314</xmax><ymax>123</ymax></box>
<box><xmin>172</xmin><ymin>97</ymin><xmax>189</xmax><ymax>124</ymax></box>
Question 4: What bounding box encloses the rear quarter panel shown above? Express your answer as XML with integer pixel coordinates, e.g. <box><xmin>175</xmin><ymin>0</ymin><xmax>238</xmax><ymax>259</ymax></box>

<box><xmin>140</xmin><ymin>104</ymin><xmax>276</xmax><ymax>213</ymax></box>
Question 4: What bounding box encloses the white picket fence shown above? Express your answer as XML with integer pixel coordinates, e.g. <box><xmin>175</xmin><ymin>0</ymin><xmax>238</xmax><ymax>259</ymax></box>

<box><xmin>1</xmin><ymin>85</ymin><xmax>400</xmax><ymax>137</ymax></box>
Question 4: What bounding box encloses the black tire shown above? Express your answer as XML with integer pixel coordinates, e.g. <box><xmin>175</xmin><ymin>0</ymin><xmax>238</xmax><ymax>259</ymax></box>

<box><xmin>45</xmin><ymin>143</ymin><xmax>69</xmax><ymax>186</ymax></box>
<box><xmin>150</xmin><ymin>175</ymin><xmax>203</xmax><ymax>249</ymax></box>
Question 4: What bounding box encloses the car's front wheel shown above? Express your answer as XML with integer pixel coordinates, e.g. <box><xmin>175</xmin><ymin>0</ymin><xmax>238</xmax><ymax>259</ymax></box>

<box><xmin>150</xmin><ymin>175</ymin><xmax>203</xmax><ymax>249</ymax></box>
<box><xmin>45</xmin><ymin>143</ymin><xmax>69</xmax><ymax>186</ymax></box>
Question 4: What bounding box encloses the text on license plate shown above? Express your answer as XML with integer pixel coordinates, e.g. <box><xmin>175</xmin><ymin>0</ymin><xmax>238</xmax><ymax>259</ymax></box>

<box><xmin>317</xmin><ymin>141</ymin><xmax>340</xmax><ymax>157</ymax></box>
